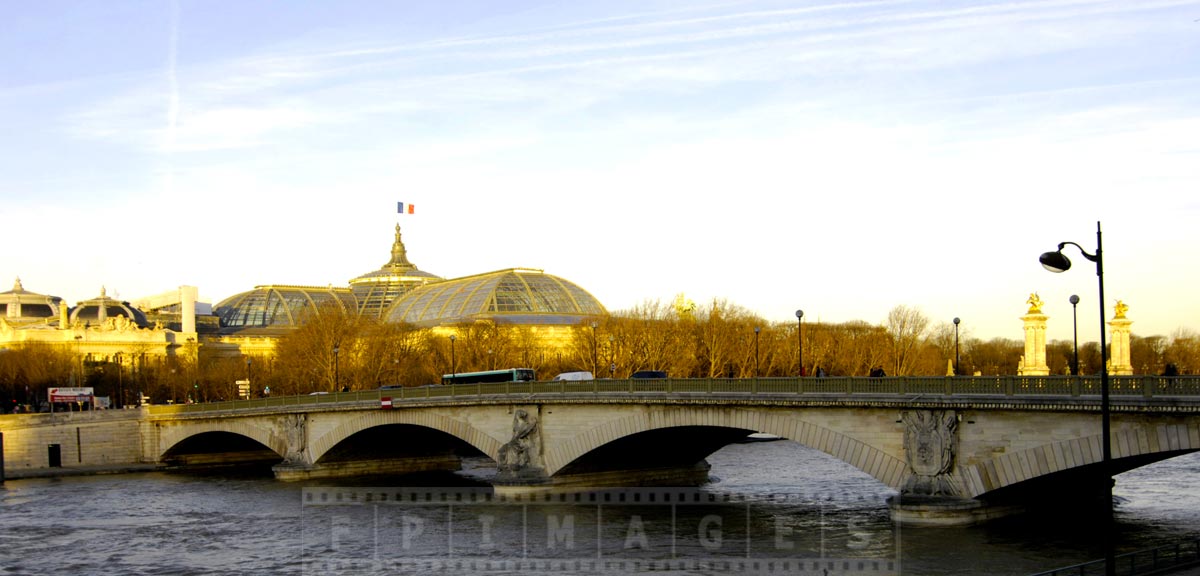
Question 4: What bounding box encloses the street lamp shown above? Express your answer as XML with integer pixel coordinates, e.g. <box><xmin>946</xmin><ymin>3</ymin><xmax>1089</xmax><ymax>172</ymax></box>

<box><xmin>1070</xmin><ymin>295</ymin><xmax>1081</xmax><ymax>376</ymax></box>
<box><xmin>449</xmin><ymin>335</ymin><xmax>457</xmax><ymax>379</ymax></box>
<box><xmin>332</xmin><ymin>345</ymin><xmax>340</xmax><ymax>391</ymax></box>
<box><xmin>795</xmin><ymin>310</ymin><xmax>804</xmax><ymax>376</ymax></box>
<box><xmin>114</xmin><ymin>352</ymin><xmax>123</xmax><ymax>409</ymax></box>
<box><xmin>754</xmin><ymin>326</ymin><xmax>761</xmax><ymax>377</ymax></box>
<box><xmin>952</xmin><ymin>317</ymin><xmax>961</xmax><ymax>376</ymax></box>
<box><xmin>608</xmin><ymin>335</ymin><xmax>615</xmax><ymax>378</ymax></box>
<box><xmin>1039</xmin><ymin>220</ymin><xmax>1113</xmax><ymax>576</ymax></box>
<box><xmin>590</xmin><ymin>322</ymin><xmax>598</xmax><ymax>375</ymax></box>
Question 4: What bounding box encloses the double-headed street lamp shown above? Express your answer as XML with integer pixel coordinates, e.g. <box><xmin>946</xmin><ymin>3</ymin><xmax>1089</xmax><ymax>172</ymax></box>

<box><xmin>1039</xmin><ymin>220</ymin><xmax>1113</xmax><ymax>576</ymax></box>
<box><xmin>795</xmin><ymin>309</ymin><xmax>804</xmax><ymax>376</ymax></box>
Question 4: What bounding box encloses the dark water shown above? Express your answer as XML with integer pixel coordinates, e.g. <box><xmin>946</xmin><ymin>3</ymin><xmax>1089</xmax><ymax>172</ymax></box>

<box><xmin>1</xmin><ymin>442</ymin><xmax>1197</xmax><ymax>575</ymax></box>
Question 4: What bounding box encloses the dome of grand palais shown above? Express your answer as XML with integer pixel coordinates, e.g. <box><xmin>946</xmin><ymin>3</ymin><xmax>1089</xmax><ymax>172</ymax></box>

<box><xmin>213</xmin><ymin>224</ymin><xmax>606</xmax><ymax>335</ymax></box>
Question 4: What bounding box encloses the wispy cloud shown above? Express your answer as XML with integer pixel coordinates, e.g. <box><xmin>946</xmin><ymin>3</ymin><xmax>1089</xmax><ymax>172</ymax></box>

<box><xmin>59</xmin><ymin>0</ymin><xmax>1199</xmax><ymax>155</ymax></box>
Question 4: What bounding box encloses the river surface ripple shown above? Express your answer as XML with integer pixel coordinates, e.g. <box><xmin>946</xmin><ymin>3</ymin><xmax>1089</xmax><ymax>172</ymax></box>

<box><xmin>1</xmin><ymin>442</ymin><xmax>1197</xmax><ymax>575</ymax></box>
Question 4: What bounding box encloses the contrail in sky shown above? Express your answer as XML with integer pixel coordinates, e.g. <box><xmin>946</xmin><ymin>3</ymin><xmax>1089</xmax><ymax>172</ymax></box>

<box><xmin>164</xmin><ymin>0</ymin><xmax>179</xmax><ymax>197</ymax></box>
<box><xmin>166</xmin><ymin>0</ymin><xmax>180</xmax><ymax>151</ymax></box>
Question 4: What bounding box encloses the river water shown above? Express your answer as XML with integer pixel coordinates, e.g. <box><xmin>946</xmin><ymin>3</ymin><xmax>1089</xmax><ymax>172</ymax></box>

<box><xmin>1</xmin><ymin>441</ymin><xmax>1197</xmax><ymax>576</ymax></box>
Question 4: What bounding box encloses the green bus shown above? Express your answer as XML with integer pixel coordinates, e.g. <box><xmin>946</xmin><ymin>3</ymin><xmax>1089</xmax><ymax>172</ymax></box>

<box><xmin>441</xmin><ymin>368</ymin><xmax>536</xmax><ymax>386</ymax></box>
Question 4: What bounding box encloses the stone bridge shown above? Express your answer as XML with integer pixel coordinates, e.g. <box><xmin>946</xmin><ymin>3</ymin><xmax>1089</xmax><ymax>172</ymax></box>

<box><xmin>144</xmin><ymin>375</ymin><xmax>1200</xmax><ymax>524</ymax></box>
<box><xmin>5</xmin><ymin>376</ymin><xmax>1199</xmax><ymax>525</ymax></box>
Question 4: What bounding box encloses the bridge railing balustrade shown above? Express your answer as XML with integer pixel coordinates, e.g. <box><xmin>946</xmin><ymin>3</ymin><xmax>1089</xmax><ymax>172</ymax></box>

<box><xmin>147</xmin><ymin>375</ymin><xmax>1200</xmax><ymax>416</ymax></box>
<box><xmin>1011</xmin><ymin>376</ymin><xmax>1073</xmax><ymax>396</ymax></box>
<box><xmin>791</xmin><ymin>377</ymin><xmax>838</xmax><ymax>394</ymax></box>
<box><xmin>946</xmin><ymin>377</ymin><xmax>1005</xmax><ymax>395</ymax></box>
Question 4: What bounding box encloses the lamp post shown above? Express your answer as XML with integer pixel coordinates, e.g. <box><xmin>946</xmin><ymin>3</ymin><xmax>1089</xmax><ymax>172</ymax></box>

<box><xmin>449</xmin><ymin>335</ymin><xmax>457</xmax><ymax>379</ymax></box>
<box><xmin>608</xmin><ymin>335</ymin><xmax>615</xmax><ymax>378</ymax></box>
<box><xmin>754</xmin><ymin>326</ymin><xmax>761</xmax><ymax>377</ymax></box>
<box><xmin>332</xmin><ymin>345</ymin><xmax>340</xmax><ymax>391</ymax></box>
<box><xmin>795</xmin><ymin>310</ymin><xmax>804</xmax><ymax>376</ymax></box>
<box><xmin>590</xmin><ymin>322</ymin><xmax>598</xmax><ymax>375</ymax></box>
<box><xmin>73</xmin><ymin>335</ymin><xmax>83</xmax><ymax>387</ymax></box>
<box><xmin>1070</xmin><ymin>295</ymin><xmax>1081</xmax><ymax>376</ymax></box>
<box><xmin>952</xmin><ymin>317</ymin><xmax>961</xmax><ymax>376</ymax></box>
<box><xmin>115</xmin><ymin>352</ymin><xmax>123</xmax><ymax>409</ymax></box>
<box><xmin>1039</xmin><ymin>220</ymin><xmax>1113</xmax><ymax>576</ymax></box>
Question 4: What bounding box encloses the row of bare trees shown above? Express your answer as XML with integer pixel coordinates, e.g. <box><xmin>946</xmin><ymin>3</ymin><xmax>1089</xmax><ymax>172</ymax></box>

<box><xmin>3</xmin><ymin>300</ymin><xmax>1199</xmax><ymax>408</ymax></box>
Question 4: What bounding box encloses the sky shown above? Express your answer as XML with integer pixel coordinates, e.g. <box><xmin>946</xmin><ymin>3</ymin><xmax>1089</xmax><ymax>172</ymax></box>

<box><xmin>3</xmin><ymin>0</ymin><xmax>1199</xmax><ymax>345</ymax></box>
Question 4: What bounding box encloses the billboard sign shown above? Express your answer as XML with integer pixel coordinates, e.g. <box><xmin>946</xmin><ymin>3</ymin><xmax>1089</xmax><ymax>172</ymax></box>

<box><xmin>48</xmin><ymin>387</ymin><xmax>94</xmax><ymax>403</ymax></box>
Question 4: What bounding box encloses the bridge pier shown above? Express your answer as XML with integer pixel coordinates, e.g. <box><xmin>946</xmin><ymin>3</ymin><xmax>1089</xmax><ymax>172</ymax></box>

<box><xmin>887</xmin><ymin>496</ymin><xmax>1025</xmax><ymax>526</ymax></box>
<box><xmin>493</xmin><ymin>461</ymin><xmax>713</xmax><ymax>496</ymax></box>
<box><xmin>272</xmin><ymin>454</ymin><xmax>463</xmax><ymax>481</ymax></box>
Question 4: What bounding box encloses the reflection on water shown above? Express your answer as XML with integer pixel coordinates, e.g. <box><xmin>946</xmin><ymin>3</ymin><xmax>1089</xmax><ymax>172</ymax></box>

<box><xmin>0</xmin><ymin>441</ymin><xmax>1196</xmax><ymax>575</ymax></box>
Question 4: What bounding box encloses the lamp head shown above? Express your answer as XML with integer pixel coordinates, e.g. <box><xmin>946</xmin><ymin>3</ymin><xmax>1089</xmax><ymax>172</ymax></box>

<box><xmin>1039</xmin><ymin>250</ymin><xmax>1071</xmax><ymax>273</ymax></box>
<box><xmin>953</xmin><ymin>317</ymin><xmax>960</xmax><ymax>325</ymax></box>
<box><xmin>1069</xmin><ymin>294</ymin><xmax>1080</xmax><ymax>305</ymax></box>
<box><xmin>795</xmin><ymin>309</ymin><xmax>804</xmax><ymax>319</ymax></box>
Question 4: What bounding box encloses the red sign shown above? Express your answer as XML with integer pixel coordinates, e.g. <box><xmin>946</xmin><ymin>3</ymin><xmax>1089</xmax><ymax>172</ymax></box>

<box><xmin>380</xmin><ymin>397</ymin><xmax>393</xmax><ymax>409</ymax></box>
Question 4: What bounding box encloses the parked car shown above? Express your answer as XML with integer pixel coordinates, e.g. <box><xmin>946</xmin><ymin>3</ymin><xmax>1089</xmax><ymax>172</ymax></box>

<box><xmin>630</xmin><ymin>370</ymin><xmax>667</xmax><ymax>379</ymax></box>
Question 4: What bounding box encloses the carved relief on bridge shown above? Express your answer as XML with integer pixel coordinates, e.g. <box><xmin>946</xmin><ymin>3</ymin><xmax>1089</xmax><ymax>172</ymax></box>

<box><xmin>901</xmin><ymin>410</ymin><xmax>961</xmax><ymax>497</ymax></box>
<box><xmin>496</xmin><ymin>407</ymin><xmax>543</xmax><ymax>480</ymax></box>
<box><xmin>278</xmin><ymin>413</ymin><xmax>308</xmax><ymax>465</ymax></box>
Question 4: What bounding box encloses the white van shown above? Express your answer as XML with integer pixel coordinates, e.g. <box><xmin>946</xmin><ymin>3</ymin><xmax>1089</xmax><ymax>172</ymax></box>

<box><xmin>552</xmin><ymin>371</ymin><xmax>594</xmax><ymax>381</ymax></box>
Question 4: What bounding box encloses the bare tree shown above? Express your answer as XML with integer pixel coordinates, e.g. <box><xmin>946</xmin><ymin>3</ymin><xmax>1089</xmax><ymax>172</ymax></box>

<box><xmin>274</xmin><ymin>302</ymin><xmax>372</xmax><ymax>392</ymax></box>
<box><xmin>886</xmin><ymin>305</ymin><xmax>930</xmax><ymax>376</ymax></box>
<box><xmin>1166</xmin><ymin>328</ymin><xmax>1200</xmax><ymax>374</ymax></box>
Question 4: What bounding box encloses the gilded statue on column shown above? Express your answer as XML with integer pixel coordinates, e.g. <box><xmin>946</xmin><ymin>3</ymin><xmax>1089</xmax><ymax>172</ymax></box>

<box><xmin>1026</xmin><ymin>293</ymin><xmax>1043</xmax><ymax>314</ymax></box>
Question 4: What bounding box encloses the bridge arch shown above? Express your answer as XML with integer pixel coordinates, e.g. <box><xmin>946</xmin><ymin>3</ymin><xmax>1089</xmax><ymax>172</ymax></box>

<box><xmin>307</xmin><ymin>410</ymin><xmax>503</xmax><ymax>465</ymax></box>
<box><xmin>542</xmin><ymin>407</ymin><xmax>908</xmax><ymax>489</ymax></box>
<box><xmin>157</xmin><ymin>419</ymin><xmax>288</xmax><ymax>461</ymax></box>
<box><xmin>961</xmin><ymin>421</ymin><xmax>1200</xmax><ymax>498</ymax></box>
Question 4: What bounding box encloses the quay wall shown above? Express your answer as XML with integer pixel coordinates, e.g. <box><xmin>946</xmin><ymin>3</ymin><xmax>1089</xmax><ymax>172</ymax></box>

<box><xmin>0</xmin><ymin>409</ymin><xmax>151</xmax><ymax>478</ymax></box>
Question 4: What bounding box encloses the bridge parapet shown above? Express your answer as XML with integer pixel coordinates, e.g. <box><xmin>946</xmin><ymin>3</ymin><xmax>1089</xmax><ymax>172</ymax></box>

<box><xmin>145</xmin><ymin>375</ymin><xmax>1200</xmax><ymax>418</ymax></box>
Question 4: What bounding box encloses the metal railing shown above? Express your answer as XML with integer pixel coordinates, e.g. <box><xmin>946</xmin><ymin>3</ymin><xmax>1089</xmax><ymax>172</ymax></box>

<box><xmin>1030</xmin><ymin>538</ymin><xmax>1200</xmax><ymax>576</ymax></box>
<box><xmin>145</xmin><ymin>375</ymin><xmax>1200</xmax><ymax>416</ymax></box>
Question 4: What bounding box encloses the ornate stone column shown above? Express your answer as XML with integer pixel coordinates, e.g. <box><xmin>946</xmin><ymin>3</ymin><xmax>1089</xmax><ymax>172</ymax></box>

<box><xmin>1108</xmin><ymin>300</ymin><xmax>1134</xmax><ymax>375</ymax></box>
<box><xmin>1019</xmin><ymin>293</ymin><xmax>1050</xmax><ymax>376</ymax></box>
